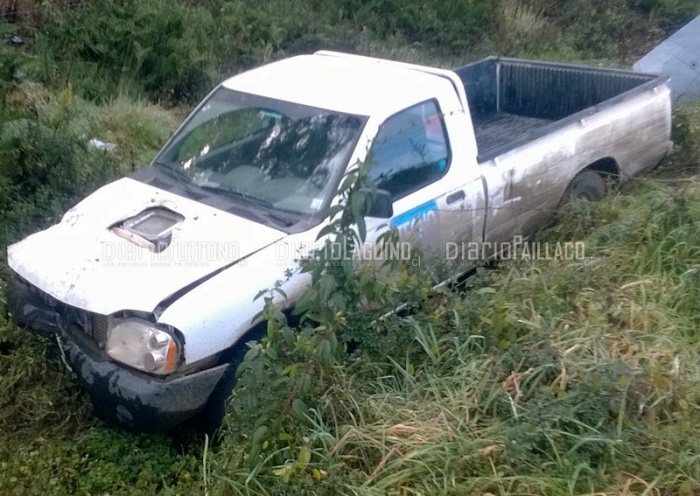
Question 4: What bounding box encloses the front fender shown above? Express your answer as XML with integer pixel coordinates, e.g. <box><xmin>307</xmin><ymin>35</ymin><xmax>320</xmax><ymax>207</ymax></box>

<box><xmin>157</xmin><ymin>242</ymin><xmax>311</xmax><ymax>365</ymax></box>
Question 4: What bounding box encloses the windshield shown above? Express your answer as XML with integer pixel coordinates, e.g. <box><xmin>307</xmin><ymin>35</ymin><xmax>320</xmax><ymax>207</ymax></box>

<box><xmin>154</xmin><ymin>87</ymin><xmax>366</xmax><ymax>218</ymax></box>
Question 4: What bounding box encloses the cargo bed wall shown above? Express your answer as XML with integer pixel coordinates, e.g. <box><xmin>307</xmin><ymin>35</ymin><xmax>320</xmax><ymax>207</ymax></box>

<box><xmin>454</xmin><ymin>58</ymin><xmax>661</xmax><ymax>161</ymax></box>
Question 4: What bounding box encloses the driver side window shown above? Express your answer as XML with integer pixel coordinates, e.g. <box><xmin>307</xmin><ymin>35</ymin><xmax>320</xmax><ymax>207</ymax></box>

<box><xmin>367</xmin><ymin>100</ymin><xmax>450</xmax><ymax>200</ymax></box>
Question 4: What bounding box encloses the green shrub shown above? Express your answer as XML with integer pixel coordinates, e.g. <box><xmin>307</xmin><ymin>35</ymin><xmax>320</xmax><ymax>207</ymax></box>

<box><xmin>557</xmin><ymin>0</ymin><xmax>633</xmax><ymax>56</ymax></box>
<box><xmin>90</xmin><ymin>96</ymin><xmax>179</xmax><ymax>166</ymax></box>
<box><xmin>208</xmin><ymin>0</ymin><xmax>314</xmax><ymax>68</ymax></box>
<box><xmin>33</xmin><ymin>0</ymin><xmax>216</xmax><ymax>103</ymax></box>
<box><xmin>0</xmin><ymin>86</ymin><xmax>122</xmax><ymax>246</ymax></box>
<box><xmin>670</xmin><ymin>102</ymin><xmax>700</xmax><ymax>170</ymax></box>
<box><xmin>630</xmin><ymin>0</ymin><xmax>700</xmax><ymax>27</ymax></box>
<box><xmin>337</xmin><ymin>0</ymin><xmax>499</xmax><ymax>51</ymax></box>
<box><xmin>0</xmin><ymin>419</ymin><xmax>203</xmax><ymax>495</ymax></box>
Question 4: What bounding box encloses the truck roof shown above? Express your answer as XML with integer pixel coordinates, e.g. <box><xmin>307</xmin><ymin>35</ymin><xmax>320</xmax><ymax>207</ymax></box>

<box><xmin>221</xmin><ymin>52</ymin><xmax>452</xmax><ymax>117</ymax></box>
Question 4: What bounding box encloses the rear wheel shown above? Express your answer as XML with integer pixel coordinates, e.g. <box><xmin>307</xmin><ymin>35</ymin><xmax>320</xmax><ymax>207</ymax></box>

<box><xmin>566</xmin><ymin>169</ymin><xmax>606</xmax><ymax>202</ymax></box>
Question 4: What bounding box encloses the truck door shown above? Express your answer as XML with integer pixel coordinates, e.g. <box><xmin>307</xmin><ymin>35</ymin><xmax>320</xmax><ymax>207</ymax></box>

<box><xmin>364</xmin><ymin>98</ymin><xmax>486</xmax><ymax>272</ymax></box>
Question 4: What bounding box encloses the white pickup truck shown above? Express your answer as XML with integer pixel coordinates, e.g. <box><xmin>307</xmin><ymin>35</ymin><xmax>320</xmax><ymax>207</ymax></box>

<box><xmin>6</xmin><ymin>51</ymin><xmax>672</xmax><ymax>431</ymax></box>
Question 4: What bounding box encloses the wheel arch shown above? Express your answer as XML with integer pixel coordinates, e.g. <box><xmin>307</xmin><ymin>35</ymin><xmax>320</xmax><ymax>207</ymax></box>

<box><xmin>560</xmin><ymin>157</ymin><xmax>621</xmax><ymax>205</ymax></box>
<box><xmin>584</xmin><ymin>157</ymin><xmax>621</xmax><ymax>183</ymax></box>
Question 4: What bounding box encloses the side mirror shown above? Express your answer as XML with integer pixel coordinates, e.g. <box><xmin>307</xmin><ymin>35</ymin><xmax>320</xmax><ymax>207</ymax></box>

<box><xmin>366</xmin><ymin>189</ymin><xmax>393</xmax><ymax>218</ymax></box>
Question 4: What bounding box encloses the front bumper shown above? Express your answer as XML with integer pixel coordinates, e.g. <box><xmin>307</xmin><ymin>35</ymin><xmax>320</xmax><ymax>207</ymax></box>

<box><xmin>6</xmin><ymin>273</ymin><xmax>228</xmax><ymax>432</ymax></box>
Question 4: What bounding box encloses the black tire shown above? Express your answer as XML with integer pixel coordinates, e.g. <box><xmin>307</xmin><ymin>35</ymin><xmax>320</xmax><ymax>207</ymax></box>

<box><xmin>187</xmin><ymin>323</ymin><xmax>268</xmax><ymax>436</ymax></box>
<box><xmin>565</xmin><ymin>169</ymin><xmax>606</xmax><ymax>202</ymax></box>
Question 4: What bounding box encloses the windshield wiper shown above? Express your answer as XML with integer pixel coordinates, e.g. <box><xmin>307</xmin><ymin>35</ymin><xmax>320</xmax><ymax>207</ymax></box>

<box><xmin>154</xmin><ymin>161</ymin><xmax>192</xmax><ymax>183</ymax></box>
<box><xmin>199</xmin><ymin>185</ymin><xmax>295</xmax><ymax>227</ymax></box>
<box><xmin>152</xmin><ymin>166</ymin><xmax>295</xmax><ymax>227</ymax></box>
<box><xmin>153</xmin><ymin>161</ymin><xmax>215</xmax><ymax>201</ymax></box>
<box><xmin>199</xmin><ymin>185</ymin><xmax>270</xmax><ymax>207</ymax></box>
<box><xmin>261</xmin><ymin>210</ymin><xmax>296</xmax><ymax>228</ymax></box>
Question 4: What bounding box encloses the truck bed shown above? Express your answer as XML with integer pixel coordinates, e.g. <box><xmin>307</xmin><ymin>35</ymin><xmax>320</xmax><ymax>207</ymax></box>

<box><xmin>454</xmin><ymin>58</ymin><xmax>665</xmax><ymax>162</ymax></box>
<box><xmin>471</xmin><ymin>112</ymin><xmax>552</xmax><ymax>155</ymax></box>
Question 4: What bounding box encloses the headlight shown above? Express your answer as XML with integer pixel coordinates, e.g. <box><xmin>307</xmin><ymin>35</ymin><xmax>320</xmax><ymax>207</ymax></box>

<box><xmin>105</xmin><ymin>319</ymin><xmax>180</xmax><ymax>375</ymax></box>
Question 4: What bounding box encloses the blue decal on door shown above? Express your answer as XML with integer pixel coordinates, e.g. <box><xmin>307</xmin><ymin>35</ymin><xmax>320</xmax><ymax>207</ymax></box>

<box><xmin>390</xmin><ymin>200</ymin><xmax>438</xmax><ymax>229</ymax></box>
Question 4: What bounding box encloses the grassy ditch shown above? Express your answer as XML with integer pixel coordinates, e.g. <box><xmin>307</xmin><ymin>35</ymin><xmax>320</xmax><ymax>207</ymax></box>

<box><xmin>0</xmin><ymin>2</ymin><xmax>699</xmax><ymax>494</ymax></box>
<box><xmin>206</xmin><ymin>167</ymin><xmax>700</xmax><ymax>495</ymax></box>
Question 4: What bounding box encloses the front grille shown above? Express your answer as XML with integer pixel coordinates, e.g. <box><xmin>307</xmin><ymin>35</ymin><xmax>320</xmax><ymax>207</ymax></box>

<box><xmin>15</xmin><ymin>275</ymin><xmax>111</xmax><ymax>346</ymax></box>
<box><xmin>91</xmin><ymin>314</ymin><xmax>111</xmax><ymax>346</ymax></box>
<box><xmin>62</xmin><ymin>306</ymin><xmax>111</xmax><ymax>347</ymax></box>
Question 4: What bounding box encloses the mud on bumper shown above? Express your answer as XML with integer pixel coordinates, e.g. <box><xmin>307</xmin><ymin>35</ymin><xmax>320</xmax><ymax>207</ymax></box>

<box><xmin>6</xmin><ymin>273</ymin><xmax>229</xmax><ymax>432</ymax></box>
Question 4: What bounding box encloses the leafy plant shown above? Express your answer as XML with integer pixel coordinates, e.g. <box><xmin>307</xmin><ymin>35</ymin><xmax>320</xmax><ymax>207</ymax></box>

<box><xmin>213</xmin><ymin>153</ymin><xmax>437</xmax><ymax>491</ymax></box>
<box><xmin>31</xmin><ymin>0</ymin><xmax>215</xmax><ymax>103</ymax></box>
<box><xmin>0</xmin><ymin>85</ymin><xmax>123</xmax><ymax>246</ymax></box>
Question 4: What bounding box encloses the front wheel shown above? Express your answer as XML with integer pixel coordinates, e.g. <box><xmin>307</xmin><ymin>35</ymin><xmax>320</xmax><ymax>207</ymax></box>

<box><xmin>186</xmin><ymin>323</ymin><xmax>268</xmax><ymax>436</ymax></box>
<box><xmin>565</xmin><ymin>169</ymin><xmax>606</xmax><ymax>202</ymax></box>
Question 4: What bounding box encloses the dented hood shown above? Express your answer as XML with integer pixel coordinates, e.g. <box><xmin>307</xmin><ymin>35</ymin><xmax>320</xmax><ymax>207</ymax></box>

<box><xmin>7</xmin><ymin>177</ymin><xmax>286</xmax><ymax>315</ymax></box>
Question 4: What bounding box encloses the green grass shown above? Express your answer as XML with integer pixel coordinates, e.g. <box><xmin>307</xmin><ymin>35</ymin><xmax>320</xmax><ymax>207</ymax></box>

<box><xmin>0</xmin><ymin>85</ymin><xmax>194</xmax><ymax>496</ymax></box>
<box><xmin>4</xmin><ymin>176</ymin><xmax>700</xmax><ymax>494</ymax></box>
<box><xmin>0</xmin><ymin>312</ymin><xmax>205</xmax><ymax>496</ymax></box>
<box><xmin>90</xmin><ymin>96</ymin><xmax>181</xmax><ymax>166</ymax></box>
<box><xmin>203</xmin><ymin>178</ymin><xmax>700</xmax><ymax>496</ymax></box>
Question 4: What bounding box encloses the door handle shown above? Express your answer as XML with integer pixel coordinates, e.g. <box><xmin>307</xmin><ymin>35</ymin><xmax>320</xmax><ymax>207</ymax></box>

<box><xmin>446</xmin><ymin>190</ymin><xmax>466</xmax><ymax>205</ymax></box>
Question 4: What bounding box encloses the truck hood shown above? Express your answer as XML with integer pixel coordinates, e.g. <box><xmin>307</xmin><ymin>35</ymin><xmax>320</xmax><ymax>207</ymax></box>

<box><xmin>7</xmin><ymin>177</ymin><xmax>287</xmax><ymax>315</ymax></box>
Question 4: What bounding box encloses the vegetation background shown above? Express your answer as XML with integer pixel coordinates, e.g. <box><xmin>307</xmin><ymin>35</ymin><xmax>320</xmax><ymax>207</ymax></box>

<box><xmin>0</xmin><ymin>0</ymin><xmax>700</xmax><ymax>495</ymax></box>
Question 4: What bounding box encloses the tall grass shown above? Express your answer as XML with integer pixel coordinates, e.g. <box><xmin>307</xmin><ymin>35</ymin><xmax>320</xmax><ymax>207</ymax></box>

<box><xmin>210</xmin><ymin>179</ymin><xmax>700</xmax><ymax>495</ymax></box>
<box><xmin>7</xmin><ymin>0</ymin><xmax>700</xmax><ymax>105</ymax></box>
